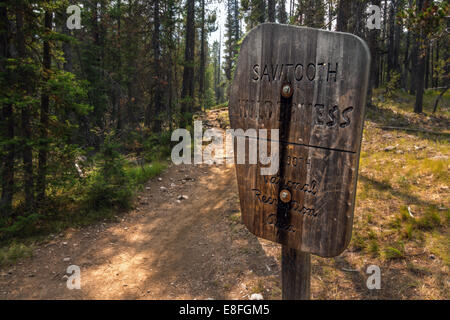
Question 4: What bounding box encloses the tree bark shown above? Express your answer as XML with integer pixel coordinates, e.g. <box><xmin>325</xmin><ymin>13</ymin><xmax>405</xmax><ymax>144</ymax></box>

<box><xmin>414</xmin><ymin>0</ymin><xmax>426</xmax><ymax>114</ymax></box>
<box><xmin>257</xmin><ymin>0</ymin><xmax>266</xmax><ymax>24</ymax></box>
<box><xmin>116</xmin><ymin>0</ymin><xmax>122</xmax><ymax>131</ymax></box>
<box><xmin>268</xmin><ymin>0</ymin><xmax>276</xmax><ymax>22</ymax></box>
<box><xmin>180</xmin><ymin>0</ymin><xmax>195</xmax><ymax>126</ymax></box>
<box><xmin>199</xmin><ymin>0</ymin><xmax>206</xmax><ymax>109</ymax></box>
<box><xmin>387</xmin><ymin>1</ymin><xmax>396</xmax><ymax>82</ymax></box>
<box><xmin>425</xmin><ymin>43</ymin><xmax>430</xmax><ymax>89</ymax></box>
<box><xmin>147</xmin><ymin>0</ymin><xmax>163</xmax><ymax>132</ymax></box>
<box><xmin>402</xmin><ymin>30</ymin><xmax>410</xmax><ymax>89</ymax></box>
<box><xmin>62</xmin><ymin>9</ymin><xmax>73</xmax><ymax>73</ymax></box>
<box><xmin>37</xmin><ymin>10</ymin><xmax>52</xmax><ymax>203</ymax></box>
<box><xmin>16</xmin><ymin>3</ymin><xmax>34</xmax><ymax>211</ymax></box>
<box><xmin>336</xmin><ymin>0</ymin><xmax>351</xmax><ymax>32</ymax></box>
<box><xmin>277</xmin><ymin>0</ymin><xmax>288</xmax><ymax>24</ymax></box>
<box><xmin>367</xmin><ymin>0</ymin><xmax>381</xmax><ymax>106</ymax></box>
<box><xmin>0</xmin><ymin>0</ymin><xmax>15</xmax><ymax>217</ymax></box>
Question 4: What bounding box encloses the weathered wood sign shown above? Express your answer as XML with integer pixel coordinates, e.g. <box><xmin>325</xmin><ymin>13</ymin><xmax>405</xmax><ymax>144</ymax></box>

<box><xmin>229</xmin><ymin>23</ymin><xmax>370</xmax><ymax>258</ymax></box>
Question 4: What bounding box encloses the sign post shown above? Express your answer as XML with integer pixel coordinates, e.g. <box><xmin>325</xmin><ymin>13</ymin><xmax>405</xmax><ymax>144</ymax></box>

<box><xmin>229</xmin><ymin>23</ymin><xmax>370</xmax><ymax>299</ymax></box>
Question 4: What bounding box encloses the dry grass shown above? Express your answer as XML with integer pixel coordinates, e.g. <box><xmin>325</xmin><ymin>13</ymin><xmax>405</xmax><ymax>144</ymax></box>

<box><xmin>221</xmin><ymin>89</ymin><xmax>449</xmax><ymax>299</ymax></box>
<box><xmin>311</xmin><ymin>88</ymin><xmax>449</xmax><ymax>299</ymax></box>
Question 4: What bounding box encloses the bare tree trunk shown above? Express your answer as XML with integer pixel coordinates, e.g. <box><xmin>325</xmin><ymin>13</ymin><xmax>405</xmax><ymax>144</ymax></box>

<box><xmin>147</xmin><ymin>0</ymin><xmax>163</xmax><ymax>132</ymax></box>
<box><xmin>430</xmin><ymin>42</ymin><xmax>434</xmax><ymax>88</ymax></box>
<box><xmin>62</xmin><ymin>7</ymin><xmax>73</xmax><ymax>73</ymax></box>
<box><xmin>268</xmin><ymin>0</ymin><xmax>276</xmax><ymax>22</ymax></box>
<box><xmin>258</xmin><ymin>0</ymin><xmax>266</xmax><ymax>23</ymax></box>
<box><xmin>0</xmin><ymin>0</ymin><xmax>15</xmax><ymax>217</ymax></box>
<box><xmin>425</xmin><ymin>43</ymin><xmax>430</xmax><ymax>89</ymax></box>
<box><xmin>410</xmin><ymin>42</ymin><xmax>417</xmax><ymax>95</ymax></box>
<box><xmin>367</xmin><ymin>0</ymin><xmax>381</xmax><ymax>106</ymax></box>
<box><xmin>336</xmin><ymin>0</ymin><xmax>351</xmax><ymax>32</ymax></box>
<box><xmin>393</xmin><ymin>1</ymin><xmax>402</xmax><ymax>74</ymax></box>
<box><xmin>278</xmin><ymin>0</ymin><xmax>288</xmax><ymax>24</ymax></box>
<box><xmin>414</xmin><ymin>0</ymin><xmax>426</xmax><ymax>114</ymax></box>
<box><xmin>199</xmin><ymin>0</ymin><xmax>206</xmax><ymax>109</ymax></box>
<box><xmin>180</xmin><ymin>0</ymin><xmax>195</xmax><ymax>126</ymax></box>
<box><xmin>433</xmin><ymin>85</ymin><xmax>448</xmax><ymax>113</ymax></box>
<box><xmin>381</xmin><ymin>0</ymin><xmax>388</xmax><ymax>86</ymax></box>
<box><xmin>387</xmin><ymin>1</ymin><xmax>395</xmax><ymax>82</ymax></box>
<box><xmin>434</xmin><ymin>39</ymin><xmax>439</xmax><ymax>87</ymax></box>
<box><xmin>16</xmin><ymin>3</ymin><xmax>34</xmax><ymax>211</ymax></box>
<box><xmin>402</xmin><ymin>30</ymin><xmax>410</xmax><ymax>89</ymax></box>
<box><xmin>116</xmin><ymin>0</ymin><xmax>122</xmax><ymax>131</ymax></box>
<box><xmin>217</xmin><ymin>27</ymin><xmax>222</xmax><ymax>103</ymax></box>
<box><xmin>37</xmin><ymin>10</ymin><xmax>52</xmax><ymax>203</ymax></box>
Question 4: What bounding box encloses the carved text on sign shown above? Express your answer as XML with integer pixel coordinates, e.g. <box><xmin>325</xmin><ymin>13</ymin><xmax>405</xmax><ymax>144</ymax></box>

<box><xmin>252</xmin><ymin>63</ymin><xmax>338</xmax><ymax>82</ymax></box>
<box><xmin>229</xmin><ymin>24</ymin><xmax>370</xmax><ymax>257</ymax></box>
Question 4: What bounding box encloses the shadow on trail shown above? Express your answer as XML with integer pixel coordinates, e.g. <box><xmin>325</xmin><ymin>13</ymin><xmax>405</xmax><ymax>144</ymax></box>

<box><xmin>76</xmin><ymin>164</ymin><xmax>278</xmax><ymax>300</ymax></box>
<box><xmin>141</xmin><ymin>166</ymin><xmax>278</xmax><ymax>299</ymax></box>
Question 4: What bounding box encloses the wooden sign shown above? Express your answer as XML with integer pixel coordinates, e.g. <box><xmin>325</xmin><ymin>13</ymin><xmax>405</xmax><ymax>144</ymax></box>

<box><xmin>229</xmin><ymin>23</ymin><xmax>370</xmax><ymax>258</ymax></box>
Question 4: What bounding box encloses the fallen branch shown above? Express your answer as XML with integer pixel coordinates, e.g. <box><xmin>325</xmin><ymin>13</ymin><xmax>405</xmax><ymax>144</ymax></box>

<box><xmin>375</xmin><ymin>125</ymin><xmax>449</xmax><ymax>136</ymax></box>
<box><xmin>433</xmin><ymin>85</ymin><xmax>449</xmax><ymax>113</ymax></box>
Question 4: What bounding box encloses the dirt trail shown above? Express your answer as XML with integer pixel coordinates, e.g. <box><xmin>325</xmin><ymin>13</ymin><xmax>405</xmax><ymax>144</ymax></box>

<box><xmin>3</xmin><ymin>108</ymin><xmax>445</xmax><ymax>300</ymax></box>
<box><xmin>0</xmin><ymin>109</ymin><xmax>281</xmax><ymax>300</ymax></box>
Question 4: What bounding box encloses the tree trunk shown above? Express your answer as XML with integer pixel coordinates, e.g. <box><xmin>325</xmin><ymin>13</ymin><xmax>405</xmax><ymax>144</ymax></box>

<box><xmin>367</xmin><ymin>0</ymin><xmax>381</xmax><ymax>106</ymax></box>
<box><xmin>393</xmin><ymin>2</ymin><xmax>402</xmax><ymax>74</ymax></box>
<box><xmin>434</xmin><ymin>39</ymin><xmax>439</xmax><ymax>87</ymax></box>
<box><xmin>217</xmin><ymin>28</ymin><xmax>222</xmax><ymax>103</ymax></box>
<box><xmin>268</xmin><ymin>0</ymin><xmax>276</xmax><ymax>22</ymax></box>
<box><xmin>37</xmin><ymin>10</ymin><xmax>52</xmax><ymax>203</ymax></box>
<box><xmin>425</xmin><ymin>43</ymin><xmax>430</xmax><ymax>89</ymax></box>
<box><xmin>62</xmin><ymin>10</ymin><xmax>73</xmax><ymax>73</ymax></box>
<box><xmin>336</xmin><ymin>0</ymin><xmax>351</xmax><ymax>32</ymax></box>
<box><xmin>278</xmin><ymin>0</ymin><xmax>288</xmax><ymax>24</ymax></box>
<box><xmin>402</xmin><ymin>30</ymin><xmax>410</xmax><ymax>89</ymax></box>
<box><xmin>414</xmin><ymin>0</ymin><xmax>426</xmax><ymax>114</ymax></box>
<box><xmin>180</xmin><ymin>0</ymin><xmax>195</xmax><ymax>126</ymax></box>
<box><xmin>381</xmin><ymin>0</ymin><xmax>387</xmax><ymax>86</ymax></box>
<box><xmin>410</xmin><ymin>41</ymin><xmax>417</xmax><ymax>95</ymax></box>
<box><xmin>0</xmin><ymin>0</ymin><xmax>14</xmax><ymax>217</ymax></box>
<box><xmin>387</xmin><ymin>1</ymin><xmax>395</xmax><ymax>82</ymax></box>
<box><xmin>147</xmin><ymin>0</ymin><xmax>163</xmax><ymax>132</ymax></box>
<box><xmin>199</xmin><ymin>0</ymin><xmax>206</xmax><ymax>109</ymax></box>
<box><xmin>258</xmin><ymin>0</ymin><xmax>266</xmax><ymax>24</ymax></box>
<box><xmin>16</xmin><ymin>3</ymin><xmax>34</xmax><ymax>211</ymax></box>
<box><xmin>116</xmin><ymin>0</ymin><xmax>122</xmax><ymax>131</ymax></box>
<box><xmin>328</xmin><ymin>0</ymin><xmax>333</xmax><ymax>30</ymax></box>
<box><xmin>430</xmin><ymin>42</ymin><xmax>434</xmax><ymax>88</ymax></box>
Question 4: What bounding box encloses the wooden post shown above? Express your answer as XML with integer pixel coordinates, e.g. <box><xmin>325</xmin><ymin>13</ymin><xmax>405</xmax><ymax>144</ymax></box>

<box><xmin>282</xmin><ymin>246</ymin><xmax>311</xmax><ymax>300</ymax></box>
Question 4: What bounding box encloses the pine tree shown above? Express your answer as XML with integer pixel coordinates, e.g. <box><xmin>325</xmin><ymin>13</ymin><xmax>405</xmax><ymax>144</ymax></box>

<box><xmin>181</xmin><ymin>0</ymin><xmax>196</xmax><ymax>125</ymax></box>
<box><xmin>0</xmin><ymin>0</ymin><xmax>15</xmax><ymax>217</ymax></box>
<box><xmin>37</xmin><ymin>9</ymin><xmax>52</xmax><ymax>203</ymax></box>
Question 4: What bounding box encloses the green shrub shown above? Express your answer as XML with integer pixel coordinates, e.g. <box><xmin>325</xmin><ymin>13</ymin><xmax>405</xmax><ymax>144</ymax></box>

<box><xmin>386</xmin><ymin>71</ymin><xmax>401</xmax><ymax>97</ymax></box>
<box><xmin>143</xmin><ymin>132</ymin><xmax>172</xmax><ymax>162</ymax></box>
<box><xmin>414</xmin><ymin>209</ymin><xmax>442</xmax><ymax>230</ymax></box>
<box><xmin>85</xmin><ymin>139</ymin><xmax>132</xmax><ymax>211</ymax></box>
<box><xmin>384</xmin><ymin>242</ymin><xmax>405</xmax><ymax>260</ymax></box>
<box><xmin>352</xmin><ymin>233</ymin><xmax>366</xmax><ymax>251</ymax></box>
<box><xmin>368</xmin><ymin>240</ymin><xmax>380</xmax><ymax>257</ymax></box>
<box><xmin>0</xmin><ymin>214</ymin><xmax>41</xmax><ymax>241</ymax></box>
<box><xmin>401</xmin><ymin>224</ymin><xmax>414</xmax><ymax>240</ymax></box>
<box><xmin>0</xmin><ymin>242</ymin><xmax>33</xmax><ymax>266</ymax></box>
<box><xmin>126</xmin><ymin>161</ymin><xmax>167</xmax><ymax>188</ymax></box>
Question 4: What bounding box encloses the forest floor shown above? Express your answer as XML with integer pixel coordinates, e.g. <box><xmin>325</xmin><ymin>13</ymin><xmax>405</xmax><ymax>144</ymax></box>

<box><xmin>0</xmin><ymin>90</ymin><xmax>448</xmax><ymax>299</ymax></box>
